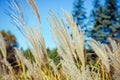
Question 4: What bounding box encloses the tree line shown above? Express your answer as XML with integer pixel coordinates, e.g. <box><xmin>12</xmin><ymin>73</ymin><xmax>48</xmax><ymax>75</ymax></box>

<box><xmin>72</xmin><ymin>0</ymin><xmax>120</xmax><ymax>43</ymax></box>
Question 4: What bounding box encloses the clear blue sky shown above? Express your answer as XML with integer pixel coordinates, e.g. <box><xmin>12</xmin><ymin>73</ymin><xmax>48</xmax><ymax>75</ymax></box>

<box><xmin>0</xmin><ymin>0</ymin><xmax>93</xmax><ymax>50</ymax></box>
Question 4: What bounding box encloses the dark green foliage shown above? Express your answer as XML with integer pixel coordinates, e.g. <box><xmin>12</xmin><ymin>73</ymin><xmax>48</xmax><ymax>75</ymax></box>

<box><xmin>72</xmin><ymin>0</ymin><xmax>87</xmax><ymax>32</ymax></box>
<box><xmin>72</xmin><ymin>0</ymin><xmax>91</xmax><ymax>50</ymax></box>
<box><xmin>23</xmin><ymin>48</ymin><xmax>35</xmax><ymax>63</ymax></box>
<box><xmin>91</xmin><ymin>0</ymin><xmax>120</xmax><ymax>43</ymax></box>
<box><xmin>47</xmin><ymin>48</ymin><xmax>60</xmax><ymax>65</ymax></box>
<box><xmin>104</xmin><ymin>0</ymin><xmax>120</xmax><ymax>39</ymax></box>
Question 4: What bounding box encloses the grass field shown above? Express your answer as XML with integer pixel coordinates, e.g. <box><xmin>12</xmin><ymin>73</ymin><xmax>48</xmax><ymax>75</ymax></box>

<box><xmin>0</xmin><ymin>0</ymin><xmax>120</xmax><ymax>80</ymax></box>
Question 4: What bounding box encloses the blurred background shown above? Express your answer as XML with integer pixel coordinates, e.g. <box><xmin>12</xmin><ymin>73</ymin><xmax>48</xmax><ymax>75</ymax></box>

<box><xmin>0</xmin><ymin>0</ymin><xmax>120</xmax><ymax>51</ymax></box>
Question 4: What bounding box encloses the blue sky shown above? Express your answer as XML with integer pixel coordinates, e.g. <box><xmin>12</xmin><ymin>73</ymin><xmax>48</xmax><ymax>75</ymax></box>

<box><xmin>0</xmin><ymin>0</ymin><xmax>93</xmax><ymax>50</ymax></box>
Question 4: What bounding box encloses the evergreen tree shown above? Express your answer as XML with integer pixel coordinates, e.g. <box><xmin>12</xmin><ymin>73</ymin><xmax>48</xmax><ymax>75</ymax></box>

<box><xmin>72</xmin><ymin>0</ymin><xmax>87</xmax><ymax>32</ymax></box>
<box><xmin>105</xmin><ymin>0</ymin><xmax>120</xmax><ymax>40</ymax></box>
<box><xmin>91</xmin><ymin>0</ymin><xmax>120</xmax><ymax>43</ymax></box>
<box><xmin>90</xmin><ymin>0</ymin><xmax>107</xmax><ymax>43</ymax></box>
<box><xmin>72</xmin><ymin>0</ymin><xmax>91</xmax><ymax>50</ymax></box>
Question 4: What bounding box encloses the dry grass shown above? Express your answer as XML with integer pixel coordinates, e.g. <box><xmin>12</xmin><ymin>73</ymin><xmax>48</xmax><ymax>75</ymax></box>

<box><xmin>27</xmin><ymin>0</ymin><xmax>41</xmax><ymax>23</ymax></box>
<box><xmin>0</xmin><ymin>0</ymin><xmax>120</xmax><ymax>80</ymax></box>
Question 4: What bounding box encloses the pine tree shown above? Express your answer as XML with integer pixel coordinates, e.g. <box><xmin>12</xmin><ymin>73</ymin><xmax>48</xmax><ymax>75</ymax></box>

<box><xmin>91</xmin><ymin>0</ymin><xmax>120</xmax><ymax>43</ymax></box>
<box><xmin>72</xmin><ymin>0</ymin><xmax>87</xmax><ymax>32</ymax></box>
<box><xmin>105</xmin><ymin>0</ymin><xmax>120</xmax><ymax>40</ymax></box>
<box><xmin>90</xmin><ymin>0</ymin><xmax>107</xmax><ymax>43</ymax></box>
<box><xmin>90</xmin><ymin>0</ymin><xmax>101</xmax><ymax>21</ymax></box>
<box><xmin>72</xmin><ymin>0</ymin><xmax>90</xmax><ymax>50</ymax></box>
